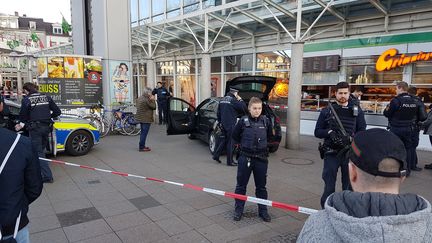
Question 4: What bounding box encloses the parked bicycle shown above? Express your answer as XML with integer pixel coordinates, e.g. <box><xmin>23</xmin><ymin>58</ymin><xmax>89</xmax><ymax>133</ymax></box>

<box><xmin>100</xmin><ymin>104</ymin><xmax>141</xmax><ymax>137</ymax></box>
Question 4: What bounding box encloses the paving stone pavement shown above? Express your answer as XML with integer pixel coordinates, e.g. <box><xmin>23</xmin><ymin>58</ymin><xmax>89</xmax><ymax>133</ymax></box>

<box><xmin>28</xmin><ymin>125</ymin><xmax>432</xmax><ymax>242</ymax></box>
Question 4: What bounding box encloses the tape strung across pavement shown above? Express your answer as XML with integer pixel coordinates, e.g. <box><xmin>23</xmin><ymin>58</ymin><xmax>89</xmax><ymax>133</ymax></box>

<box><xmin>40</xmin><ymin>158</ymin><xmax>318</xmax><ymax>215</ymax></box>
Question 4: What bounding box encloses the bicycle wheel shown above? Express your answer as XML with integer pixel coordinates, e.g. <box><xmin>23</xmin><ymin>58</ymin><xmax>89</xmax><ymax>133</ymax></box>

<box><xmin>100</xmin><ymin>117</ymin><xmax>111</xmax><ymax>137</ymax></box>
<box><xmin>121</xmin><ymin>115</ymin><xmax>140</xmax><ymax>135</ymax></box>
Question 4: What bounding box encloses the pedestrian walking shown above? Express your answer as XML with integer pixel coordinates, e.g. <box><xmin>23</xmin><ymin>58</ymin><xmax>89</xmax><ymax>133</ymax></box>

<box><xmin>15</xmin><ymin>82</ymin><xmax>61</xmax><ymax>183</ymax></box>
<box><xmin>0</xmin><ymin>128</ymin><xmax>43</xmax><ymax>243</ymax></box>
<box><xmin>136</xmin><ymin>87</ymin><xmax>156</xmax><ymax>152</ymax></box>
<box><xmin>384</xmin><ymin>81</ymin><xmax>427</xmax><ymax>176</ymax></box>
<box><xmin>315</xmin><ymin>81</ymin><xmax>366</xmax><ymax>208</ymax></box>
<box><xmin>298</xmin><ymin>128</ymin><xmax>432</xmax><ymax>242</ymax></box>
<box><xmin>152</xmin><ymin>82</ymin><xmax>170</xmax><ymax>125</ymax></box>
<box><xmin>212</xmin><ymin>87</ymin><xmax>247</xmax><ymax>166</ymax></box>
<box><xmin>231</xmin><ymin>97</ymin><xmax>272</xmax><ymax>222</ymax></box>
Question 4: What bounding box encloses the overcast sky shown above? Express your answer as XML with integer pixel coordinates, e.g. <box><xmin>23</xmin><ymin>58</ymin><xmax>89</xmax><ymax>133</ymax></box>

<box><xmin>0</xmin><ymin>0</ymin><xmax>71</xmax><ymax>23</ymax></box>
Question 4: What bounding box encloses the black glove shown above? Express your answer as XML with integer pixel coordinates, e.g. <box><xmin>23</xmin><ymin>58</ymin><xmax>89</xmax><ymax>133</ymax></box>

<box><xmin>329</xmin><ymin>131</ymin><xmax>351</xmax><ymax>149</ymax></box>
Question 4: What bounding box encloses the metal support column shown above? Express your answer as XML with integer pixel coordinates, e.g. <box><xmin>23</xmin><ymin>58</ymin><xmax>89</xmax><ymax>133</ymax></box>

<box><xmin>286</xmin><ymin>0</ymin><xmax>304</xmax><ymax>150</ymax></box>
<box><xmin>200</xmin><ymin>13</ymin><xmax>211</xmax><ymax>102</ymax></box>
<box><xmin>286</xmin><ymin>42</ymin><xmax>304</xmax><ymax>150</ymax></box>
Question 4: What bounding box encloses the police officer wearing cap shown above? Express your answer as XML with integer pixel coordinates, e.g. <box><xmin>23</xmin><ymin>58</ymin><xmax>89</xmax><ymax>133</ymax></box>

<box><xmin>152</xmin><ymin>82</ymin><xmax>170</xmax><ymax>125</ymax></box>
<box><xmin>231</xmin><ymin>97</ymin><xmax>272</xmax><ymax>222</ymax></box>
<box><xmin>213</xmin><ymin>87</ymin><xmax>247</xmax><ymax>166</ymax></box>
<box><xmin>315</xmin><ymin>82</ymin><xmax>366</xmax><ymax>208</ymax></box>
<box><xmin>15</xmin><ymin>82</ymin><xmax>61</xmax><ymax>183</ymax></box>
<box><xmin>384</xmin><ymin>81</ymin><xmax>427</xmax><ymax>176</ymax></box>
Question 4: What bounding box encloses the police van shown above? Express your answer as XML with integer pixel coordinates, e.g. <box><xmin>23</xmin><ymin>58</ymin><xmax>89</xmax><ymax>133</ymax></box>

<box><xmin>2</xmin><ymin>99</ymin><xmax>100</xmax><ymax>156</ymax></box>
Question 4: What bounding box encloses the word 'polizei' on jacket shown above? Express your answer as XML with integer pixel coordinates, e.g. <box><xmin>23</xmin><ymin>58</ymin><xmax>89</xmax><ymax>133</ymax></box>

<box><xmin>19</xmin><ymin>92</ymin><xmax>61</xmax><ymax>124</ymax></box>
<box><xmin>232</xmin><ymin>115</ymin><xmax>272</xmax><ymax>158</ymax></box>
<box><xmin>384</xmin><ymin>93</ymin><xmax>426</xmax><ymax>127</ymax></box>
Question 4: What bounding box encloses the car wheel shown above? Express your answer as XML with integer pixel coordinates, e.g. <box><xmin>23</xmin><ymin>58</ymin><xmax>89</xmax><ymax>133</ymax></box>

<box><xmin>268</xmin><ymin>145</ymin><xmax>279</xmax><ymax>153</ymax></box>
<box><xmin>188</xmin><ymin>133</ymin><xmax>196</xmax><ymax>139</ymax></box>
<box><xmin>66</xmin><ymin>130</ymin><xmax>94</xmax><ymax>156</ymax></box>
<box><xmin>208</xmin><ymin>130</ymin><xmax>217</xmax><ymax>155</ymax></box>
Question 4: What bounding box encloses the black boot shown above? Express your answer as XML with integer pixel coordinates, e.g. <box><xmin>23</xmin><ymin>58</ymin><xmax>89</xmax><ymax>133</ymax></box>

<box><xmin>233</xmin><ymin>210</ymin><xmax>242</xmax><ymax>221</ymax></box>
<box><xmin>259</xmin><ymin>211</ymin><xmax>271</xmax><ymax>222</ymax></box>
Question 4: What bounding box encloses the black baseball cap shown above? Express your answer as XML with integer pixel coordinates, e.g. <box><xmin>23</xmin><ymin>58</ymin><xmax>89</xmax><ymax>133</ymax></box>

<box><xmin>349</xmin><ymin>128</ymin><xmax>407</xmax><ymax>178</ymax></box>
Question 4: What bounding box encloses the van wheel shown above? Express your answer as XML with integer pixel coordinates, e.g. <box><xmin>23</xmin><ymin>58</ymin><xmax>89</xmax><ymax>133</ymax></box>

<box><xmin>66</xmin><ymin>130</ymin><xmax>93</xmax><ymax>156</ymax></box>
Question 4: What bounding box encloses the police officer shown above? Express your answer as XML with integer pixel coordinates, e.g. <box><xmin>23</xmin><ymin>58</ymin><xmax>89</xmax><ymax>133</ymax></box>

<box><xmin>349</xmin><ymin>86</ymin><xmax>364</xmax><ymax>106</ymax></box>
<box><xmin>231</xmin><ymin>97</ymin><xmax>272</xmax><ymax>222</ymax></box>
<box><xmin>407</xmin><ymin>85</ymin><xmax>424</xmax><ymax>171</ymax></box>
<box><xmin>15</xmin><ymin>82</ymin><xmax>61</xmax><ymax>183</ymax></box>
<box><xmin>213</xmin><ymin>87</ymin><xmax>247</xmax><ymax>166</ymax></box>
<box><xmin>315</xmin><ymin>82</ymin><xmax>366</xmax><ymax>208</ymax></box>
<box><xmin>152</xmin><ymin>82</ymin><xmax>170</xmax><ymax>125</ymax></box>
<box><xmin>384</xmin><ymin>81</ymin><xmax>427</xmax><ymax>176</ymax></box>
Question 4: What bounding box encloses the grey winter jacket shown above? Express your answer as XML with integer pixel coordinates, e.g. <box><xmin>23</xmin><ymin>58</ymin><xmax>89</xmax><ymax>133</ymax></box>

<box><xmin>135</xmin><ymin>95</ymin><xmax>156</xmax><ymax>123</ymax></box>
<box><xmin>297</xmin><ymin>191</ymin><xmax>432</xmax><ymax>243</ymax></box>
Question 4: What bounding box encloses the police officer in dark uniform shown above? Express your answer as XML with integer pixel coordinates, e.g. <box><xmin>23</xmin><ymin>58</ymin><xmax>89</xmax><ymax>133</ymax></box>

<box><xmin>15</xmin><ymin>82</ymin><xmax>61</xmax><ymax>183</ymax></box>
<box><xmin>231</xmin><ymin>97</ymin><xmax>272</xmax><ymax>222</ymax></box>
<box><xmin>384</xmin><ymin>81</ymin><xmax>427</xmax><ymax>176</ymax></box>
<box><xmin>152</xmin><ymin>82</ymin><xmax>170</xmax><ymax>125</ymax></box>
<box><xmin>0</xmin><ymin>93</ymin><xmax>4</xmax><ymax>126</ymax></box>
<box><xmin>315</xmin><ymin>82</ymin><xmax>366</xmax><ymax>208</ymax></box>
<box><xmin>349</xmin><ymin>86</ymin><xmax>364</xmax><ymax>106</ymax></box>
<box><xmin>407</xmin><ymin>85</ymin><xmax>424</xmax><ymax>171</ymax></box>
<box><xmin>213</xmin><ymin>87</ymin><xmax>247</xmax><ymax>166</ymax></box>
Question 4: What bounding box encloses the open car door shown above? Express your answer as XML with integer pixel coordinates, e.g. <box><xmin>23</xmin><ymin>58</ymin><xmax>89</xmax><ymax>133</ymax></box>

<box><xmin>166</xmin><ymin>97</ymin><xmax>196</xmax><ymax>135</ymax></box>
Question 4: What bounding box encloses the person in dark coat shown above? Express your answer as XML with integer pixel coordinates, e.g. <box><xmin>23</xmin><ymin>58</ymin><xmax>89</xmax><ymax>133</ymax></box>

<box><xmin>15</xmin><ymin>82</ymin><xmax>61</xmax><ymax>183</ymax></box>
<box><xmin>152</xmin><ymin>82</ymin><xmax>170</xmax><ymax>125</ymax></box>
<box><xmin>0</xmin><ymin>128</ymin><xmax>43</xmax><ymax>242</ymax></box>
<box><xmin>135</xmin><ymin>87</ymin><xmax>156</xmax><ymax>152</ymax></box>
<box><xmin>213</xmin><ymin>87</ymin><xmax>247</xmax><ymax>166</ymax></box>
<box><xmin>231</xmin><ymin>97</ymin><xmax>273</xmax><ymax>222</ymax></box>
<box><xmin>315</xmin><ymin>82</ymin><xmax>366</xmax><ymax>208</ymax></box>
<box><xmin>384</xmin><ymin>81</ymin><xmax>427</xmax><ymax>176</ymax></box>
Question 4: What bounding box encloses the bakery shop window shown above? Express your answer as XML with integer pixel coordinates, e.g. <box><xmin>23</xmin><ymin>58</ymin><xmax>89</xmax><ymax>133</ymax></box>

<box><xmin>301</xmin><ymin>85</ymin><xmax>331</xmax><ymax>111</ymax></box>
<box><xmin>345</xmin><ymin>57</ymin><xmax>403</xmax><ymax>84</ymax></box>
<box><xmin>412</xmin><ymin>62</ymin><xmax>432</xmax><ymax>84</ymax></box>
<box><xmin>256</xmin><ymin>52</ymin><xmax>290</xmax><ymax>72</ymax></box>
<box><xmin>359</xmin><ymin>86</ymin><xmax>395</xmax><ymax>114</ymax></box>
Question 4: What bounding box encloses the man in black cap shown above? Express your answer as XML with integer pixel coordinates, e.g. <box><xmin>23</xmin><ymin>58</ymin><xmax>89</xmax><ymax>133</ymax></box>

<box><xmin>213</xmin><ymin>87</ymin><xmax>247</xmax><ymax>166</ymax></box>
<box><xmin>298</xmin><ymin>128</ymin><xmax>432</xmax><ymax>242</ymax></box>
<box><xmin>384</xmin><ymin>81</ymin><xmax>427</xmax><ymax>176</ymax></box>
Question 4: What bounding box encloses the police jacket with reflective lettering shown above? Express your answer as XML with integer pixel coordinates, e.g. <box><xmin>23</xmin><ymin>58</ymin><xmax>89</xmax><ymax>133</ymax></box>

<box><xmin>232</xmin><ymin>115</ymin><xmax>273</xmax><ymax>155</ymax></box>
<box><xmin>217</xmin><ymin>93</ymin><xmax>247</xmax><ymax>130</ymax></box>
<box><xmin>19</xmin><ymin>92</ymin><xmax>61</xmax><ymax>124</ymax></box>
<box><xmin>152</xmin><ymin>87</ymin><xmax>170</xmax><ymax>103</ymax></box>
<box><xmin>314</xmin><ymin>102</ymin><xmax>367</xmax><ymax>143</ymax></box>
<box><xmin>384</xmin><ymin>93</ymin><xmax>427</xmax><ymax>127</ymax></box>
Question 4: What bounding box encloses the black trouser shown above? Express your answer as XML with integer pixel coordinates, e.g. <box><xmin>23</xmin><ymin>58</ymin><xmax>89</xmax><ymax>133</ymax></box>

<box><xmin>29</xmin><ymin>123</ymin><xmax>53</xmax><ymax>180</ymax></box>
<box><xmin>234</xmin><ymin>155</ymin><xmax>268</xmax><ymax>214</ymax></box>
<box><xmin>157</xmin><ymin>100</ymin><xmax>167</xmax><ymax>124</ymax></box>
<box><xmin>390</xmin><ymin>126</ymin><xmax>415</xmax><ymax>173</ymax></box>
<box><xmin>412</xmin><ymin>127</ymin><xmax>420</xmax><ymax>168</ymax></box>
<box><xmin>213</xmin><ymin>128</ymin><xmax>235</xmax><ymax>165</ymax></box>
<box><xmin>321</xmin><ymin>153</ymin><xmax>351</xmax><ymax>208</ymax></box>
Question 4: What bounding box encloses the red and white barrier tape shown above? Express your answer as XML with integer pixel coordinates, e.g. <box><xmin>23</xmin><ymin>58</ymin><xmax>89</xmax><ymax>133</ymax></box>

<box><xmin>40</xmin><ymin>158</ymin><xmax>318</xmax><ymax>215</ymax></box>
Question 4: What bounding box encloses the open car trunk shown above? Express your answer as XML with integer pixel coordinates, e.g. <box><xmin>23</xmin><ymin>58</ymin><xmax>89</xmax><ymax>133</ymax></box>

<box><xmin>225</xmin><ymin>76</ymin><xmax>276</xmax><ymax>103</ymax></box>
